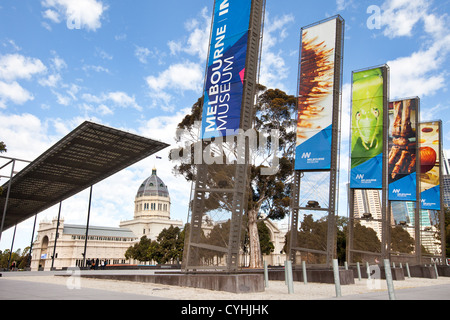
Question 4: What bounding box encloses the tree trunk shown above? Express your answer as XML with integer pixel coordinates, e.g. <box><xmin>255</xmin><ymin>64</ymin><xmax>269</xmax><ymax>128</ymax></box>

<box><xmin>248</xmin><ymin>207</ymin><xmax>262</xmax><ymax>269</ymax></box>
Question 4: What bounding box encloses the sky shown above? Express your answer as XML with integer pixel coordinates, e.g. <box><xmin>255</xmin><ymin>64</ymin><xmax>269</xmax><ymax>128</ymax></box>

<box><xmin>0</xmin><ymin>0</ymin><xmax>449</xmax><ymax>251</ymax></box>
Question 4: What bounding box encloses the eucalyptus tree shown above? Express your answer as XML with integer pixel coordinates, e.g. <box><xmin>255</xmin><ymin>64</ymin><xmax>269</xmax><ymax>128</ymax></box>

<box><xmin>171</xmin><ymin>85</ymin><xmax>297</xmax><ymax>268</ymax></box>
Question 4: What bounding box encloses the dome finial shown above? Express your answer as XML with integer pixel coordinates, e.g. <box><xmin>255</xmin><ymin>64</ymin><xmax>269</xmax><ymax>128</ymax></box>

<box><xmin>152</xmin><ymin>166</ymin><xmax>157</xmax><ymax>175</ymax></box>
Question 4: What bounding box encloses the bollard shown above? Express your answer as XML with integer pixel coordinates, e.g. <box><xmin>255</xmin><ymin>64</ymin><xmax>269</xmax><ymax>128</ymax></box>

<box><xmin>383</xmin><ymin>259</ymin><xmax>396</xmax><ymax>300</ymax></box>
<box><xmin>356</xmin><ymin>262</ymin><xmax>362</xmax><ymax>281</ymax></box>
<box><xmin>264</xmin><ymin>260</ymin><xmax>269</xmax><ymax>288</ymax></box>
<box><xmin>433</xmin><ymin>262</ymin><xmax>439</xmax><ymax>279</ymax></box>
<box><xmin>366</xmin><ymin>261</ymin><xmax>371</xmax><ymax>280</ymax></box>
<box><xmin>286</xmin><ymin>261</ymin><xmax>294</xmax><ymax>294</ymax></box>
<box><xmin>302</xmin><ymin>261</ymin><xmax>307</xmax><ymax>285</ymax></box>
<box><xmin>333</xmin><ymin>259</ymin><xmax>342</xmax><ymax>298</ymax></box>
<box><xmin>284</xmin><ymin>260</ymin><xmax>288</xmax><ymax>285</ymax></box>
<box><xmin>405</xmin><ymin>262</ymin><xmax>411</xmax><ymax>278</ymax></box>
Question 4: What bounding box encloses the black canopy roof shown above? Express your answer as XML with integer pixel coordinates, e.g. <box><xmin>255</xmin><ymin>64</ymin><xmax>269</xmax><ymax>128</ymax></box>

<box><xmin>0</xmin><ymin>121</ymin><xmax>169</xmax><ymax>231</ymax></box>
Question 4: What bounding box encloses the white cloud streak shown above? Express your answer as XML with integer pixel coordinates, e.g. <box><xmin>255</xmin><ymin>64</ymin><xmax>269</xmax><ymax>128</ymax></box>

<box><xmin>259</xmin><ymin>12</ymin><xmax>295</xmax><ymax>90</ymax></box>
<box><xmin>379</xmin><ymin>0</ymin><xmax>450</xmax><ymax>99</ymax></box>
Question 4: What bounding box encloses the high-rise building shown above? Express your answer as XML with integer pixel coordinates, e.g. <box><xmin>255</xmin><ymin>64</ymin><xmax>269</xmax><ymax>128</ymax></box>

<box><xmin>353</xmin><ymin>189</ymin><xmax>383</xmax><ymax>240</ymax></box>
<box><xmin>443</xmin><ymin>157</ymin><xmax>449</xmax><ymax>208</ymax></box>
<box><xmin>443</xmin><ymin>173</ymin><xmax>450</xmax><ymax>208</ymax></box>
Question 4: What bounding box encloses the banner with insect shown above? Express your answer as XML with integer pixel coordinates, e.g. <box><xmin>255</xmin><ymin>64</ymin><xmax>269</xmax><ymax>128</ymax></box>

<box><xmin>350</xmin><ymin>66</ymin><xmax>387</xmax><ymax>189</ymax></box>
<box><xmin>419</xmin><ymin>121</ymin><xmax>441</xmax><ymax>210</ymax></box>
<box><xmin>388</xmin><ymin>98</ymin><xmax>419</xmax><ymax>201</ymax></box>
<box><xmin>294</xmin><ymin>16</ymin><xmax>344</xmax><ymax>171</ymax></box>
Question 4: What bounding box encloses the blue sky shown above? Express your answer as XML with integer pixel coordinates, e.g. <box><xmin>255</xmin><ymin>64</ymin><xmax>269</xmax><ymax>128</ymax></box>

<box><xmin>1</xmin><ymin>0</ymin><xmax>449</xmax><ymax>251</ymax></box>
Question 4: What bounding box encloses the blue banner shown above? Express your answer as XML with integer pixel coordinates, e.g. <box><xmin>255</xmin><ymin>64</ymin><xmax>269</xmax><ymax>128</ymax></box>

<box><xmin>201</xmin><ymin>0</ymin><xmax>252</xmax><ymax>139</ymax></box>
<box><xmin>295</xmin><ymin>125</ymin><xmax>332</xmax><ymax>170</ymax></box>
<box><xmin>421</xmin><ymin>185</ymin><xmax>440</xmax><ymax>210</ymax></box>
<box><xmin>389</xmin><ymin>173</ymin><xmax>417</xmax><ymax>201</ymax></box>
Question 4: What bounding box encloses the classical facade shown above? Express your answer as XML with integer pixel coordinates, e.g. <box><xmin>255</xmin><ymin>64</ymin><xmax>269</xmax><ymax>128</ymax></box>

<box><xmin>30</xmin><ymin>168</ymin><xmax>287</xmax><ymax>270</ymax></box>
<box><xmin>30</xmin><ymin>219</ymin><xmax>137</xmax><ymax>270</ymax></box>
<box><xmin>30</xmin><ymin>168</ymin><xmax>183</xmax><ymax>271</ymax></box>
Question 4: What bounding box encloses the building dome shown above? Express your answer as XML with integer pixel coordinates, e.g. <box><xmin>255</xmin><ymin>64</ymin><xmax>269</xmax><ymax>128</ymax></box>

<box><xmin>136</xmin><ymin>168</ymin><xmax>169</xmax><ymax>198</ymax></box>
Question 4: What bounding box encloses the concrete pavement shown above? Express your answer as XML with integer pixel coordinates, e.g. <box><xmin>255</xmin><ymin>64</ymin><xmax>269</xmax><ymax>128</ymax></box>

<box><xmin>1</xmin><ymin>270</ymin><xmax>450</xmax><ymax>300</ymax></box>
<box><xmin>331</xmin><ymin>284</ymin><xmax>450</xmax><ymax>300</ymax></box>
<box><xmin>0</xmin><ymin>270</ymin><xmax>172</xmax><ymax>300</ymax></box>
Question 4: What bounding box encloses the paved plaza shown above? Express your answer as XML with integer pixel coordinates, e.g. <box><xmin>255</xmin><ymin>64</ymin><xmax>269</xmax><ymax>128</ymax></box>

<box><xmin>1</xmin><ymin>269</ymin><xmax>450</xmax><ymax>300</ymax></box>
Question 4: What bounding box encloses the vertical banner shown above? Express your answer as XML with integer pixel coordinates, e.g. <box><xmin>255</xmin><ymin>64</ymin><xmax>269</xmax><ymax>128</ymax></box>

<box><xmin>295</xmin><ymin>16</ymin><xmax>343</xmax><ymax>171</ymax></box>
<box><xmin>388</xmin><ymin>98</ymin><xmax>419</xmax><ymax>200</ymax></box>
<box><xmin>419</xmin><ymin>121</ymin><xmax>441</xmax><ymax>210</ymax></box>
<box><xmin>350</xmin><ymin>66</ymin><xmax>387</xmax><ymax>189</ymax></box>
<box><xmin>201</xmin><ymin>0</ymin><xmax>252</xmax><ymax>139</ymax></box>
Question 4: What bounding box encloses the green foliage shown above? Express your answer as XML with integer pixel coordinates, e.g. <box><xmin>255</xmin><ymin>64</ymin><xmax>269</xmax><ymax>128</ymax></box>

<box><xmin>257</xmin><ymin>221</ymin><xmax>274</xmax><ymax>255</ymax></box>
<box><xmin>0</xmin><ymin>141</ymin><xmax>6</xmax><ymax>153</ymax></box>
<box><xmin>0</xmin><ymin>247</ymin><xmax>30</xmax><ymax>270</ymax></box>
<box><xmin>125</xmin><ymin>226</ymin><xmax>184</xmax><ymax>264</ymax></box>
<box><xmin>390</xmin><ymin>225</ymin><xmax>415</xmax><ymax>254</ymax></box>
<box><xmin>171</xmin><ymin>86</ymin><xmax>297</xmax><ymax>222</ymax></box>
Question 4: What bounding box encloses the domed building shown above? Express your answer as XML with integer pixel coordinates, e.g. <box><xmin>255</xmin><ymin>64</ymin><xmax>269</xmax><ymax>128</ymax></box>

<box><xmin>30</xmin><ymin>168</ymin><xmax>288</xmax><ymax>270</ymax></box>
<box><xmin>119</xmin><ymin>168</ymin><xmax>183</xmax><ymax>240</ymax></box>
<box><xmin>30</xmin><ymin>168</ymin><xmax>183</xmax><ymax>270</ymax></box>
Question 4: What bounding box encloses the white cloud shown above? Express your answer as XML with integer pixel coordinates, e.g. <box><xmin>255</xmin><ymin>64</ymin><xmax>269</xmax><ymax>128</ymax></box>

<box><xmin>51</xmin><ymin>54</ymin><xmax>67</xmax><ymax>71</ymax></box>
<box><xmin>39</xmin><ymin>73</ymin><xmax>62</xmax><ymax>88</ymax></box>
<box><xmin>41</xmin><ymin>0</ymin><xmax>107</xmax><ymax>31</ymax></box>
<box><xmin>82</xmin><ymin>91</ymin><xmax>143</xmax><ymax>113</ymax></box>
<box><xmin>168</xmin><ymin>7</ymin><xmax>211</xmax><ymax>61</ymax></box>
<box><xmin>0</xmin><ymin>54</ymin><xmax>47</xmax><ymax>82</ymax></box>
<box><xmin>387</xmin><ymin>39</ymin><xmax>449</xmax><ymax>98</ymax></box>
<box><xmin>376</xmin><ymin>0</ymin><xmax>450</xmax><ymax>99</ymax></box>
<box><xmin>42</xmin><ymin>9</ymin><xmax>61</xmax><ymax>23</ymax></box>
<box><xmin>0</xmin><ymin>81</ymin><xmax>34</xmax><ymax>108</ymax></box>
<box><xmin>135</xmin><ymin>46</ymin><xmax>150</xmax><ymax>64</ymax></box>
<box><xmin>107</xmin><ymin>91</ymin><xmax>143</xmax><ymax>111</ymax></box>
<box><xmin>336</xmin><ymin>0</ymin><xmax>354</xmax><ymax>11</ymax></box>
<box><xmin>0</xmin><ymin>113</ymin><xmax>54</xmax><ymax>162</ymax></box>
<box><xmin>0</xmin><ymin>53</ymin><xmax>46</xmax><ymax>108</ymax></box>
<box><xmin>145</xmin><ymin>61</ymin><xmax>204</xmax><ymax>105</ymax></box>
<box><xmin>259</xmin><ymin>13</ymin><xmax>295</xmax><ymax>90</ymax></box>
<box><xmin>82</xmin><ymin>64</ymin><xmax>110</xmax><ymax>74</ymax></box>
<box><xmin>98</xmin><ymin>104</ymin><xmax>113</xmax><ymax>116</ymax></box>
<box><xmin>146</xmin><ymin>62</ymin><xmax>203</xmax><ymax>93</ymax></box>
<box><xmin>380</xmin><ymin>0</ymin><xmax>446</xmax><ymax>39</ymax></box>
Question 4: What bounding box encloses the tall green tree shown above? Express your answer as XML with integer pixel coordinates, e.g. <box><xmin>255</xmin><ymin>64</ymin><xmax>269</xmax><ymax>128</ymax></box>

<box><xmin>124</xmin><ymin>236</ymin><xmax>152</xmax><ymax>262</ymax></box>
<box><xmin>0</xmin><ymin>247</ymin><xmax>30</xmax><ymax>269</ymax></box>
<box><xmin>390</xmin><ymin>226</ymin><xmax>415</xmax><ymax>254</ymax></box>
<box><xmin>151</xmin><ymin>226</ymin><xmax>184</xmax><ymax>264</ymax></box>
<box><xmin>125</xmin><ymin>227</ymin><xmax>185</xmax><ymax>264</ymax></box>
<box><xmin>170</xmin><ymin>85</ymin><xmax>297</xmax><ymax>268</ymax></box>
